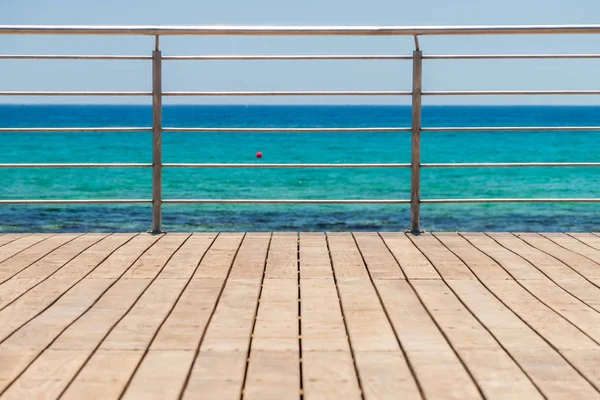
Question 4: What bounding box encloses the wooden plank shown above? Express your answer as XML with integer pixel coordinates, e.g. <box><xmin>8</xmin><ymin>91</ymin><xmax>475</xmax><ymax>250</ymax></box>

<box><xmin>99</xmin><ymin>279</ymin><xmax>189</xmax><ymax>350</ymax></box>
<box><xmin>7</xmin><ymin>234</ymin><xmax>106</xmax><ymax>281</ymax></box>
<box><xmin>0</xmin><ymin>234</ymin><xmax>78</xmax><ymax>283</ymax></box>
<box><xmin>250</xmin><ymin>280</ymin><xmax>298</xmax><ymax>352</ymax></box>
<box><xmin>0</xmin><ymin>234</ymin><xmax>136</xmax><ymax>342</ymax></box>
<box><xmin>121</xmin><ymin>234</ymin><xmax>190</xmax><ymax>279</ymax></box>
<box><xmin>355</xmin><ymin>351</ymin><xmax>423</xmax><ymax>400</ymax></box>
<box><xmin>244</xmin><ymin>351</ymin><xmax>299</xmax><ymax>400</ymax></box>
<box><xmin>0</xmin><ymin>235</ymin><xmax>160</xmax><ymax>394</ymax></box>
<box><xmin>121</xmin><ymin>350</ymin><xmax>195</xmax><ymax>400</ymax></box>
<box><xmin>543</xmin><ymin>233</ymin><xmax>600</xmax><ymax>264</ymax></box>
<box><xmin>0</xmin><ymin>278</ymin><xmax>114</xmax><ymax>393</ymax></box>
<box><xmin>11</xmin><ymin>234</ymin><xmax>217</xmax><ymax>400</ymax></box>
<box><xmin>433</xmin><ymin>233</ymin><xmax>512</xmax><ymax>280</ymax></box>
<box><xmin>2</xmin><ymin>233</ymin><xmax>227</xmax><ymax>398</ymax></box>
<box><xmin>245</xmin><ymin>273</ymin><xmax>299</xmax><ymax>399</ymax></box>
<box><xmin>517</xmin><ymin>277</ymin><xmax>600</xmax><ymax>344</ymax></box>
<box><xmin>459</xmin><ymin>233</ymin><xmax>545</xmax><ymax>280</ymax></box>
<box><xmin>0</xmin><ymin>234</ymin><xmax>114</xmax><ymax>310</ymax></box>
<box><xmin>379</xmin><ymin>232</ymin><xmax>441</xmax><ymax>279</ymax></box>
<box><xmin>4</xmin><ymin>234</ymin><xmax>184</xmax><ymax>398</ymax></box>
<box><xmin>411</xmin><ymin>280</ymin><xmax>543</xmax><ymax>399</ymax></box>
<box><xmin>157</xmin><ymin>233</ymin><xmax>217</xmax><ymax>279</ymax></box>
<box><xmin>482</xmin><ymin>278</ymin><xmax>600</xmax><ymax>390</ymax></box>
<box><xmin>45</xmin><ymin>234</ymin><xmax>175</xmax><ymax>352</ymax></box>
<box><xmin>374</xmin><ymin>280</ymin><xmax>482</xmax><ymax>400</ymax></box>
<box><xmin>194</xmin><ymin>233</ymin><xmax>247</xmax><ymax>279</ymax></box>
<box><xmin>190</xmin><ymin>284</ymin><xmax>259</xmax><ymax>349</ymax></box>
<box><xmin>88</xmin><ymin>234</ymin><xmax>164</xmax><ymax>279</ymax></box>
<box><xmin>482</xmin><ymin>279</ymin><xmax>600</xmax><ymax>351</ymax></box>
<box><xmin>0</xmin><ymin>234</ymin><xmax>52</xmax><ymax>265</ymax></box>
<box><xmin>329</xmin><ymin>233</ymin><xmax>421</xmax><ymax>399</ymax></box>
<box><xmin>336</xmin><ymin>281</ymin><xmax>406</xmax><ymax>352</ymax></box>
<box><xmin>152</xmin><ymin>234</ymin><xmax>244</xmax><ymax>352</ymax></box>
<box><xmin>488</xmin><ymin>233</ymin><xmax>600</xmax><ymax>311</ymax></box>
<box><xmin>0</xmin><ymin>234</ymin><xmax>27</xmax><ymax>248</ymax></box>
<box><xmin>516</xmin><ymin>233</ymin><xmax>600</xmax><ymax>286</ymax></box>
<box><xmin>60</xmin><ymin>350</ymin><xmax>144</xmax><ymax>400</ymax></box>
<box><xmin>50</xmin><ymin>234</ymin><xmax>135</xmax><ymax>280</ymax></box>
<box><xmin>302</xmin><ymin>352</ymin><xmax>361</xmax><ymax>400</ymax></box>
<box><xmin>0</xmin><ymin>349</ymin><xmax>89</xmax><ymax>400</ymax></box>
<box><xmin>182</xmin><ymin>233</ymin><xmax>269</xmax><ymax>399</ymax></box>
<box><xmin>325</xmin><ymin>233</ymin><xmax>369</xmax><ymax>279</ymax></box>
<box><xmin>447</xmin><ymin>278</ymin><xmax>600</xmax><ymax>399</ymax></box>
<box><xmin>353</xmin><ymin>232</ymin><xmax>405</xmax><ymax>279</ymax></box>
<box><xmin>488</xmin><ymin>233</ymin><xmax>589</xmax><ymax>282</ymax></box>
<box><xmin>264</xmin><ymin>232</ymin><xmax>297</xmax><ymax>279</ymax></box>
<box><xmin>439</xmin><ymin>234</ymin><xmax>600</xmax><ymax>349</ymax></box>
<box><xmin>182</xmin><ymin>351</ymin><xmax>247</xmax><ymax>400</ymax></box>
<box><xmin>51</xmin><ymin>279</ymin><xmax>151</xmax><ymax>351</ymax></box>
<box><xmin>83</xmin><ymin>237</ymin><xmax>192</xmax><ymax>352</ymax></box>
<box><xmin>151</xmin><ymin>280</ymin><xmax>224</xmax><ymax>350</ymax></box>
<box><xmin>301</xmin><ymin>279</ymin><xmax>351</xmax><ymax>352</ymax></box>
<box><xmin>408</xmin><ymin>233</ymin><xmax>475</xmax><ymax>280</ymax></box>
<box><xmin>298</xmin><ymin>232</ymin><xmax>332</xmax><ymax>280</ymax></box>
<box><xmin>299</xmin><ymin>232</ymin><xmax>360</xmax><ymax>400</ymax></box>
<box><xmin>568</xmin><ymin>233</ymin><xmax>600</xmax><ymax>251</ymax></box>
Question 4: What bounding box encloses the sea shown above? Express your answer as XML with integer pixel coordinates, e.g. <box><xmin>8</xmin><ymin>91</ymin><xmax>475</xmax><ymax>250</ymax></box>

<box><xmin>0</xmin><ymin>104</ymin><xmax>599</xmax><ymax>232</ymax></box>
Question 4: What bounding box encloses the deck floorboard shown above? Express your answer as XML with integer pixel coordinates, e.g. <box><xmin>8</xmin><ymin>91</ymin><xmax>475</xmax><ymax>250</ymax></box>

<box><xmin>0</xmin><ymin>232</ymin><xmax>598</xmax><ymax>399</ymax></box>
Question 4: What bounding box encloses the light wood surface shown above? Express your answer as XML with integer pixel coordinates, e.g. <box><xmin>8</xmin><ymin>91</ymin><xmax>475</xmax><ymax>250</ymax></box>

<box><xmin>0</xmin><ymin>232</ymin><xmax>598</xmax><ymax>399</ymax></box>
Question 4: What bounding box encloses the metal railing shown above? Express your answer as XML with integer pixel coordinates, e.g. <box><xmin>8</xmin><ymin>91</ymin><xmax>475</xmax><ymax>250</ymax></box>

<box><xmin>1</xmin><ymin>25</ymin><xmax>600</xmax><ymax>233</ymax></box>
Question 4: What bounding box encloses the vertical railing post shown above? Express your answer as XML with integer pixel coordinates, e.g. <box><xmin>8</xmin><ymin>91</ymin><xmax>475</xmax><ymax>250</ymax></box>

<box><xmin>151</xmin><ymin>36</ymin><xmax>163</xmax><ymax>233</ymax></box>
<box><xmin>409</xmin><ymin>45</ymin><xmax>423</xmax><ymax>234</ymax></box>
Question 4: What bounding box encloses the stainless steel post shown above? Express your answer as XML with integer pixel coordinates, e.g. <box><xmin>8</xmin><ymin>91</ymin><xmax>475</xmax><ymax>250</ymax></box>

<box><xmin>409</xmin><ymin>49</ymin><xmax>422</xmax><ymax>234</ymax></box>
<box><xmin>151</xmin><ymin>37</ymin><xmax>163</xmax><ymax>233</ymax></box>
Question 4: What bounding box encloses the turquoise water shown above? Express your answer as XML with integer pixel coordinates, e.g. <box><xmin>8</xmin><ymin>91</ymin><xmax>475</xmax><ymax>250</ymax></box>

<box><xmin>0</xmin><ymin>104</ymin><xmax>599</xmax><ymax>232</ymax></box>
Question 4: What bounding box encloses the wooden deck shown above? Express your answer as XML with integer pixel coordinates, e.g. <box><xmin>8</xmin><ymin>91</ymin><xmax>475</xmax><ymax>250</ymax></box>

<box><xmin>0</xmin><ymin>232</ymin><xmax>599</xmax><ymax>399</ymax></box>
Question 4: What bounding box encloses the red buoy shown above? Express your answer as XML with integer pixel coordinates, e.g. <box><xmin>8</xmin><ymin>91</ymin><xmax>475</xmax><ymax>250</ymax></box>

<box><xmin>256</xmin><ymin>152</ymin><xmax>263</xmax><ymax>159</ymax></box>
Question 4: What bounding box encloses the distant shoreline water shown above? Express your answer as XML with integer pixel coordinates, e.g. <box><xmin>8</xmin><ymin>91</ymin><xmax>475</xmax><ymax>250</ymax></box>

<box><xmin>0</xmin><ymin>104</ymin><xmax>599</xmax><ymax>232</ymax></box>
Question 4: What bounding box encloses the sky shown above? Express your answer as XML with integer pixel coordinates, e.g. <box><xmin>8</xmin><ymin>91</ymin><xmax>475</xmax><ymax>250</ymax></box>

<box><xmin>1</xmin><ymin>0</ymin><xmax>600</xmax><ymax>105</ymax></box>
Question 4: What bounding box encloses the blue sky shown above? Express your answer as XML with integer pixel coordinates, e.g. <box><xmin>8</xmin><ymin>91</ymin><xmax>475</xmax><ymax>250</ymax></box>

<box><xmin>1</xmin><ymin>0</ymin><xmax>600</xmax><ymax>104</ymax></box>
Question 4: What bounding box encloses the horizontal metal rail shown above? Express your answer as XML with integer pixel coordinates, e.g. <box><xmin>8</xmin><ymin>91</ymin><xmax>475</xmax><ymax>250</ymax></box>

<box><xmin>0</xmin><ymin>127</ymin><xmax>152</xmax><ymax>133</ymax></box>
<box><xmin>7</xmin><ymin>54</ymin><xmax>599</xmax><ymax>61</ymax></box>
<box><xmin>0</xmin><ymin>55</ymin><xmax>151</xmax><ymax>60</ymax></box>
<box><xmin>0</xmin><ymin>91</ymin><xmax>151</xmax><ymax>96</ymax></box>
<box><xmin>422</xmin><ymin>126</ymin><xmax>600</xmax><ymax>132</ymax></box>
<box><xmin>423</xmin><ymin>54</ymin><xmax>600</xmax><ymax>59</ymax></box>
<box><xmin>422</xmin><ymin>198</ymin><xmax>600</xmax><ymax>203</ymax></box>
<box><xmin>422</xmin><ymin>163</ymin><xmax>600</xmax><ymax>168</ymax></box>
<box><xmin>163</xmin><ymin>199</ymin><xmax>411</xmax><ymax>204</ymax></box>
<box><xmin>7</xmin><ymin>91</ymin><xmax>600</xmax><ymax>99</ymax></box>
<box><xmin>0</xmin><ymin>199</ymin><xmax>151</xmax><ymax>204</ymax></box>
<box><xmin>4</xmin><ymin>54</ymin><xmax>600</xmax><ymax>61</ymax></box>
<box><xmin>0</xmin><ymin>163</ymin><xmax>152</xmax><ymax>169</ymax></box>
<box><xmin>163</xmin><ymin>163</ymin><xmax>410</xmax><ymax>168</ymax></box>
<box><xmin>3</xmin><ymin>126</ymin><xmax>600</xmax><ymax>134</ymax></box>
<box><xmin>0</xmin><ymin>91</ymin><xmax>409</xmax><ymax>97</ymax></box>
<box><xmin>423</xmin><ymin>90</ymin><xmax>600</xmax><ymax>96</ymax></box>
<box><xmin>4</xmin><ymin>25</ymin><xmax>600</xmax><ymax>36</ymax></box>
<box><xmin>2</xmin><ymin>198</ymin><xmax>599</xmax><ymax>205</ymax></box>
<box><xmin>5</xmin><ymin>126</ymin><xmax>600</xmax><ymax>134</ymax></box>
<box><xmin>163</xmin><ymin>55</ymin><xmax>412</xmax><ymax>60</ymax></box>
<box><xmin>162</xmin><ymin>91</ymin><xmax>411</xmax><ymax>96</ymax></box>
<box><xmin>163</xmin><ymin>127</ymin><xmax>411</xmax><ymax>133</ymax></box>
<box><xmin>1</xmin><ymin>163</ymin><xmax>598</xmax><ymax>169</ymax></box>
